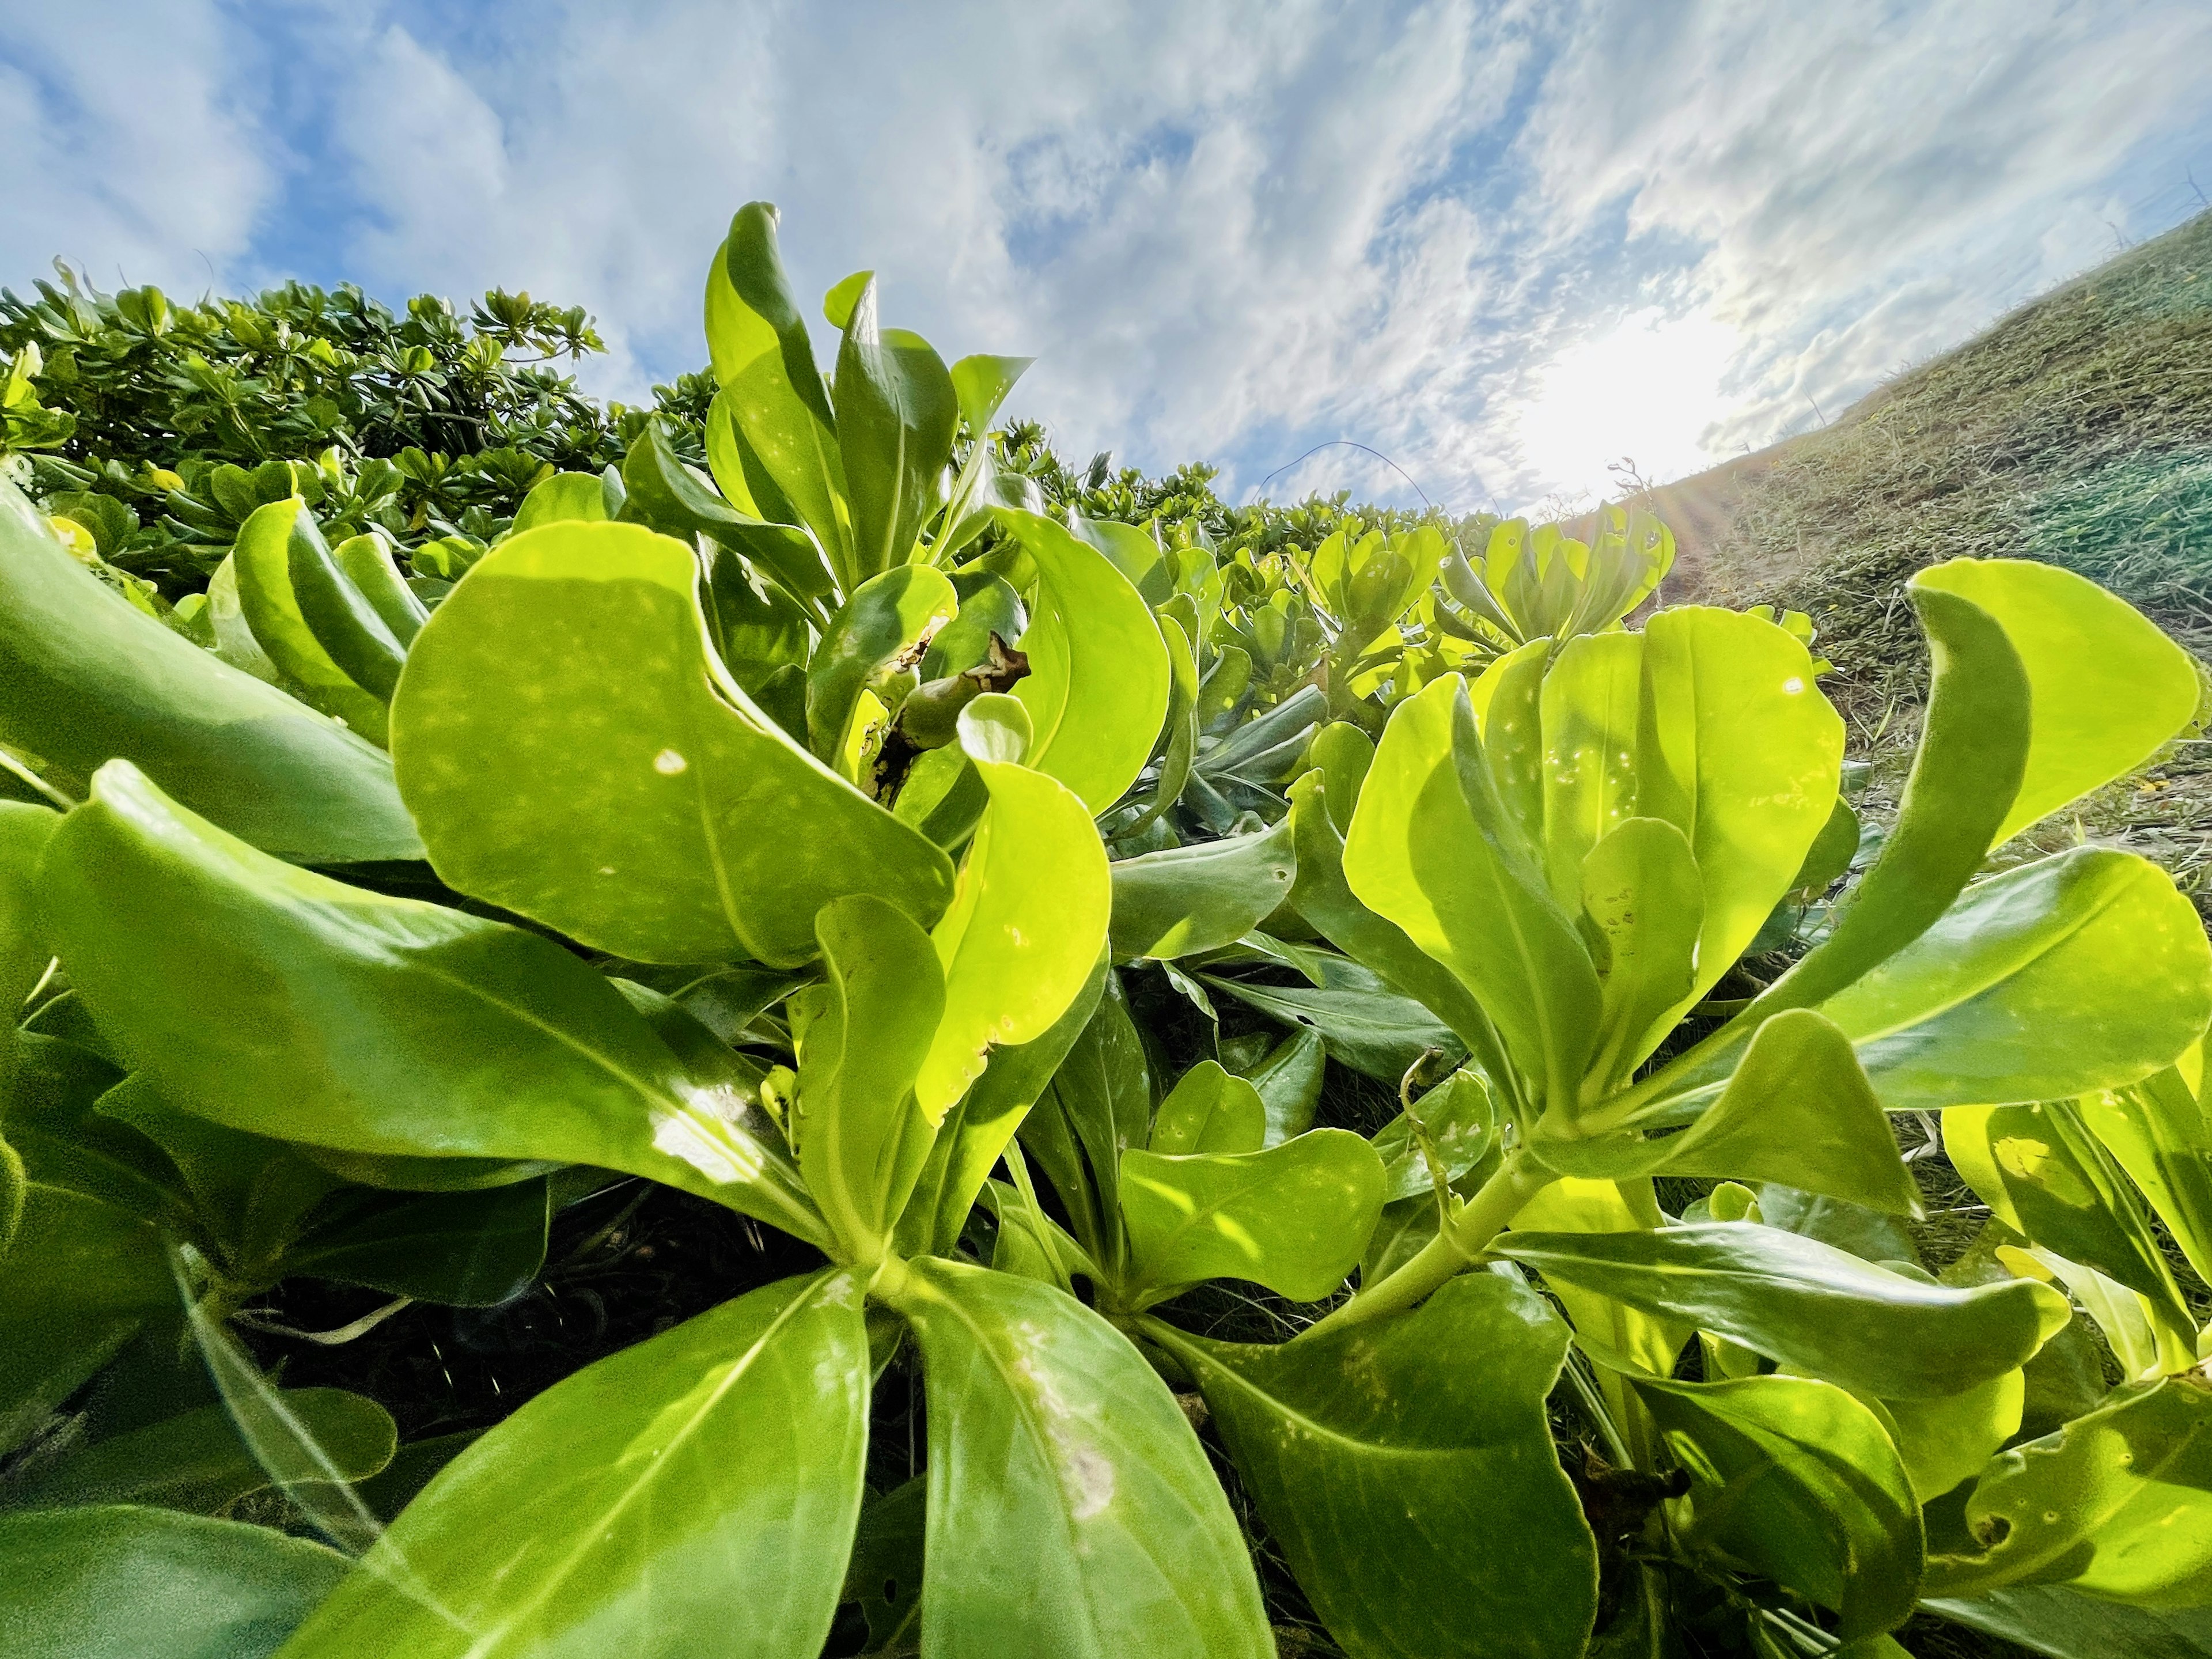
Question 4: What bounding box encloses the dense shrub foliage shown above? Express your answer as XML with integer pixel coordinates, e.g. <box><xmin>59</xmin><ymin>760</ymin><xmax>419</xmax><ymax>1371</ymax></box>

<box><xmin>3</xmin><ymin>204</ymin><xmax>2212</xmax><ymax>1659</ymax></box>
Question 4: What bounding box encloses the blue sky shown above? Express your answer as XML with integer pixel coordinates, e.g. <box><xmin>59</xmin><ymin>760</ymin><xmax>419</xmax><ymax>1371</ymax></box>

<box><xmin>5</xmin><ymin>1</ymin><xmax>2210</xmax><ymax>514</ymax></box>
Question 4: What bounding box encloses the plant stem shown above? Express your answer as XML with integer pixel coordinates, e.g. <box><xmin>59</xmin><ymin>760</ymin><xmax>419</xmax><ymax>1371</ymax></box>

<box><xmin>1297</xmin><ymin>1150</ymin><xmax>1554</xmax><ymax>1339</ymax></box>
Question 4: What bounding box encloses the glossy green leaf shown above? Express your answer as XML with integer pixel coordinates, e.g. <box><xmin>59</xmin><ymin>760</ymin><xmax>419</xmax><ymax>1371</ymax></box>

<box><xmin>999</xmin><ymin>509</ymin><xmax>1172</xmax><ymax>813</ymax></box>
<box><xmin>1109</xmin><ymin>815</ymin><xmax>1296</xmax><ymax>960</ymax></box>
<box><xmin>1929</xmin><ymin>1377</ymin><xmax>2212</xmax><ymax>1607</ymax></box>
<box><xmin>510</xmin><ymin>470</ymin><xmax>609</xmax><ymax>534</ymax></box>
<box><xmin>1123</xmin><ymin>610</ymin><xmax>1198</xmax><ymax>834</ymax></box>
<box><xmin>1372</xmin><ymin>1067</ymin><xmax>1495</xmax><ymax>1201</ymax></box>
<box><xmin>878</xmin><ymin>1256</ymin><xmax>1272</xmax><ymax>1658</ymax></box>
<box><xmin>949</xmin><ymin>353</ymin><xmax>1033</xmax><ymax>431</ymax></box>
<box><xmin>1205</xmin><ymin>952</ymin><xmax>1463</xmax><ymax>1084</ymax></box>
<box><xmin>835</xmin><ymin>280</ymin><xmax>958</xmax><ymax>578</ymax></box>
<box><xmin>1497</xmin><ymin>1222</ymin><xmax>2070</xmax><ymax>1397</ymax></box>
<box><xmin>1945</xmin><ymin>1101</ymin><xmax>2193</xmax><ymax>1336</ymax></box>
<box><xmin>39</xmin><ymin>762</ymin><xmax>827</xmax><ymax>1246</ymax></box>
<box><xmin>1540</xmin><ymin>1010</ymin><xmax>1919</xmax><ymax>1215</ymax></box>
<box><xmin>1633</xmin><ymin>606</ymin><xmax>1844</xmax><ymax>1017</ymax></box>
<box><xmin>1304</xmin><ymin>721</ymin><xmax>1374</xmax><ymax>833</ymax></box>
<box><xmin>1633</xmin><ymin>1374</ymin><xmax>1921</xmax><ymax>1639</ymax></box>
<box><xmin>0</xmin><ymin>801</ymin><xmax>56</xmax><ymax>1020</ymax></box>
<box><xmin>806</xmin><ymin>564</ymin><xmax>958</xmax><ymax>759</ymax></box>
<box><xmin>1020</xmin><ymin>972</ymin><xmax>1150</xmax><ymax>1271</ymax></box>
<box><xmin>0</xmin><ymin>1181</ymin><xmax>169</xmax><ymax>1452</ymax></box>
<box><xmin>1344</xmin><ymin>675</ymin><xmax>1600</xmax><ymax>1106</ymax></box>
<box><xmin>1816</xmin><ymin>849</ymin><xmax>2212</xmax><ymax>1109</ymax></box>
<box><xmin>1924</xmin><ymin>1584</ymin><xmax>2212</xmax><ymax>1658</ymax></box>
<box><xmin>0</xmin><ymin>478</ymin><xmax>419</xmax><ymax>862</ymax></box>
<box><xmin>1918</xmin><ymin>558</ymin><xmax>2200</xmax><ymax>846</ymax></box>
<box><xmin>621</xmin><ymin>421</ymin><xmax>835</xmax><ymax>608</ymax></box>
<box><xmin>1579</xmin><ymin>816</ymin><xmax>1702</xmax><ymax>1090</ymax></box>
<box><xmin>332</xmin><ymin>533</ymin><xmax>427</xmax><ymax>647</ymax></box>
<box><xmin>280</xmin><ymin>1270</ymin><xmax>869</xmax><ymax>1658</ymax></box>
<box><xmin>799</xmin><ymin>896</ymin><xmax>945</xmax><ymax>1257</ymax></box>
<box><xmin>1149</xmin><ymin>1060</ymin><xmax>1266</xmax><ymax>1156</ymax></box>
<box><xmin>2081</xmin><ymin>1059</ymin><xmax>2212</xmax><ymax>1284</ymax></box>
<box><xmin>1120</xmin><ymin>1128</ymin><xmax>1383</xmax><ymax>1305</ymax></box>
<box><xmin>1540</xmin><ymin>631</ymin><xmax>1645</xmax><ymax>907</ymax></box>
<box><xmin>391</xmin><ymin>521</ymin><xmax>954</xmax><ymax>967</ymax></box>
<box><xmin>285</xmin><ymin>1181</ymin><xmax>552</xmax><ymax>1306</ymax></box>
<box><xmin>1153</xmin><ymin>1273</ymin><xmax>1597</xmax><ymax>1659</ymax></box>
<box><xmin>1873</xmin><ymin>1368</ymin><xmax>2026</xmax><ymax>1503</ymax></box>
<box><xmin>916</xmin><ymin>747</ymin><xmax>1111</xmax><ymax>1121</ymax></box>
<box><xmin>1510</xmin><ymin>1177</ymin><xmax>1687</xmax><ymax>1378</ymax></box>
<box><xmin>0</xmin><ymin>1506</ymin><xmax>348</xmax><ymax>1659</ymax></box>
<box><xmin>6</xmin><ymin>1391</ymin><xmax>393</xmax><ymax>1514</ymax></box>
<box><xmin>232</xmin><ymin>499</ymin><xmax>392</xmax><ymax>741</ymax></box>
<box><xmin>1282</xmin><ymin>768</ymin><xmax>1509</xmax><ymax>1084</ymax></box>
<box><xmin>1236</xmin><ymin>1027</ymin><xmax>1326</xmax><ymax>1146</ymax></box>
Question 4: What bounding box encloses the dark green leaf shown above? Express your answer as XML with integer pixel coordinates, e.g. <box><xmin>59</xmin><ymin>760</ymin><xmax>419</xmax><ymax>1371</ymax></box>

<box><xmin>1109</xmin><ymin>816</ymin><xmax>1296</xmax><ymax>961</ymax></box>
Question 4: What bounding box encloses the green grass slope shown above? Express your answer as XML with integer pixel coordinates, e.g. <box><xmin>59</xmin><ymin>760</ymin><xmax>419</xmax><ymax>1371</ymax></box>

<box><xmin>1657</xmin><ymin>206</ymin><xmax>2212</xmax><ymax>910</ymax></box>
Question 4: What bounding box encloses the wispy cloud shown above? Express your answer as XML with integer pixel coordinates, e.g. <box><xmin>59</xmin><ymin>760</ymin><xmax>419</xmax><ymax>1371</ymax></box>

<box><xmin>4</xmin><ymin>1</ymin><xmax>2209</xmax><ymax>512</ymax></box>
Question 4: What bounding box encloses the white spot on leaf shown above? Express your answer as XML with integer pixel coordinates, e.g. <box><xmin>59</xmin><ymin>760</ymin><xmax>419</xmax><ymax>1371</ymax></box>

<box><xmin>654</xmin><ymin>748</ymin><xmax>688</xmax><ymax>774</ymax></box>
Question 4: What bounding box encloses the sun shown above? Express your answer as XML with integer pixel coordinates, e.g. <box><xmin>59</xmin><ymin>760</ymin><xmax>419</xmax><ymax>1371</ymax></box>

<box><xmin>1512</xmin><ymin>308</ymin><xmax>1741</xmax><ymax>507</ymax></box>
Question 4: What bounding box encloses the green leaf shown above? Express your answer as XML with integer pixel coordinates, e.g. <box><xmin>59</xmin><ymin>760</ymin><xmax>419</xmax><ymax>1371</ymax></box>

<box><xmin>1928</xmin><ymin>1377</ymin><xmax>2212</xmax><ymax>1607</ymax></box>
<box><xmin>1122</xmin><ymin>610</ymin><xmax>1198</xmax><ymax>835</ymax></box>
<box><xmin>1815</xmin><ymin>849</ymin><xmax>2212</xmax><ymax>1110</ymax></box>
<box><xmin>1282</xmin><ymin>770</ymin><xmax>1508</xmax><ymax>1084</ymax></box>
<box><xmin>279</xmin><ymin>1270</ymin><xmax>870</xmax><ymax>1658</ymax></box>
<box><xmin>1924</xmin><ymin>1585</ymin><xmax>2212</xmax><ymax>1658</ymax></box>
<box><xmin>0</xmin><ymin>1181</ymin><xmax>169</xmax><ymax>1453</ymax></box>
<box><xmin>1945</xmin><ymin>1101</ymin><xmax>2194</xmax><ymax>1338</ymax></box>
<box><xmin>0</xmin><ymin>800</ymin><xmax>56</xmax><ymax>1019</ymax></box>
<box><xmin>822</xmin><ymin>269</ymin><xmax>873</xmax><ymax>332</ymax></box>
<box><xmin>233</xmin><ymin>499</ymin><xmax>393</xmax><ymax>741</ymax></box>
<box><xmin>1633</xmin><ymin>606</ymin><xmax>1845</xmax><ymax>1017</ymax></box>
<box><xmin>39</xmin><ymin>762</ymin><xmax>827</xmax><ymax>1247</ymax></box>
<box><xmin>1578</xmin><ymin>816</ymin><xmax>1702</xmax><ymax>1091</ymax></box>
<box><xmin>1540</xmin><ymin>631</ymin><xmax>1645</xmax><ymax>908</ymax></box>
<box><xmin>1916</xmin><ymin>558</ymin><xmax>2201</xmax><ymax>847</ymax></box>
<box><xmin>1020</xmin><ymin>971</ymin><xmax>1149</xmax><ymax>1272</ymax></box>
<box><xmin>1633</xmin><ymin>1374</ymin><xmax>1922</xmax><ymax>1639</ymax></box>
<box><xmin>949</xmin><ymin>354</ymin><xmax>1033</xmax><ymax>432</ymax></box>
<box><xmin>1149</xmin><ymin>1060</ymin><xmax>1266</xmax><ymax>1156</ymax></box>
<box><xmin>390</xmin><ymin>520</ymin><xmax>954</xmax><ymax>968</ymax></box>
<box><xmin>1372</xmin><ymin>1067</ymin><xmax>1495</xmax><ymax>1201</ymax></box>
<box><xmin>1539</xmin><ymin>1009</ymin><xmax>1919</xmax><ymax>1215</ymax></box>
<box><xmin>284</xmin><ymin>1181</ymin><xmax>552</xmax><ymax>1307</ymax></box>
<box><xmin>2081</xmin><ymin>1059</ymin><xmax>2212</xmax><ymax>1285</ymax></box>
<box><xmin>799</xmin><ymin>895</ymin><xmax>945</xmax><ymax>1258</ymax></box>
<box><xmin>1204</xmin><ymin>953</ymin><xmax>1463</xmax><ymax>1084</ymax></box>
<box><xmin>1235</xmin><ymin>1027</ymin><xmax>1326</xmax><ymax>1146</ymax></box>
<box><xmin>838</xmin><ymin>1475</ymin><xmax>926</xmax><ymax>1653</ymax></box>
<box><xmin>0</xmin><ymin>1506</ymin><xmax>347</xmax><ymax>1659</ymax></box>
<box><xmin>999</xmin><ymin>509</ymin><xmax>1172</xmax><ymax>813</ymax></box>
<box><xmin>331</xmin><ymin>533</ymin><xmax>427</xmax><ymax>647</ymax></box>
<box><xmin>510</xmin><ymin>470</ymin><xmax>609</xmax><ymax>533</ymax></box>
<box><xmin>876</xmin><ymin>1256</ymin><xmax>1272</xmax><ymax>1657</ymax></box>
<box><xmin>834</xmin><ymin>280</ymin><xmax>959</xmax><ymax>579</ymax></box>
<box><xmin>806</xmin><ymin>564</ymin><xmax>959</xmax><ymax>759</ymax></box>
<box><xmin>1120</xmin><ymin>1128</ymin><xmax>1384</xmax><ymax>1305</ymax></box>
<box><xmin>1510</xmin><ymin>1177</ymin><xmax>1687</xmax><ymax>1377</ymax></box>
<box><xmin>916</xmin><ymin>746</ymin><xmax>1111</xmax><ymax>1121</ymax></box>
<box><xmin>1151</xmin><ymin>1273</ymin><xmax>1598</xmax><ymax>1659</ymax></box>
<box><xmin>1873</xmin><ymin>1369</ymin><xmax>2025</xmax><ymax>1503</ymax></box>
<box><xmin>621</xmin><ymin>421</ymin><xmax>835</xmax><ymax>608</ymax></box>
<box><xmin>1344</xmin><ymin>675</ymin><xmax>1600</xmax><ymax>1107</ymax></box>
<box><xmin>1497</xmin><ymin>1222</ymin><xmax>2070</xmax><ymax>1397</ymax></box>
<box><xmin>1109</xmin><ymin>815</ymin><xmax>1296</xmax><ymax>961</ymax></box>
<box><xmin>1304</xmin><ymin>721</ymin><xmax>1375</xmax><ymax>835</ymax></box>
<box><xmin>6</xmin><ymin>1391</ymin><xmax>394</xmax><ymax>1514</ymax></box>
<box><xmin>0</xmin><ymin>477</ymin><xmax>419</xmax><ymax>862</ymax></box>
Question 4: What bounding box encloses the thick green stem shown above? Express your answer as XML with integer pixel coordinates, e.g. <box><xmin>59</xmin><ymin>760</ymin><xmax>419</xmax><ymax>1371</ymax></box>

<box><xmin>1297</xmin><ymin>1150</ymin><xmax>1555</xmax><ymax>1339</ymax></box>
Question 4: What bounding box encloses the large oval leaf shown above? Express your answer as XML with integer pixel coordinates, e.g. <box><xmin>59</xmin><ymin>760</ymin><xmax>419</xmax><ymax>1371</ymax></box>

<box><xmin>878</xmin><ymin>1256</ymin><xmax>1272</xmax><ymax>1658</ymax></box>
<box><xmin>999</xmin><ymin>509</ymin><xmax>1171</xmax><ymax>813</ymax></box>
<box><xmin>0</xmin><ymin>478</ymin><xmax>418</xmax><ymax>863</ymax></box>
<box><xmin>389</xmin><ymin>520</ymin><xmax>953</xmax><ymax>967</ymax></box>
<box><xmin>1497</xmin><ymin>1222</ymin><xmax>2070</xmax><ymax>1398</ymax></box>
<box><xmin>834</xmin><ymin>280</ymin><xmax>958</xmax><ymax>578</ymax></box>
<box><xmin>0</xmin><ymin>1506</ymin><xmax>347</xmax><ymax>1659</ymax></box>
<box><xmin>38</xmin><ymin>762</ymin><xmax>825</xmax><ymax>1247</ymax></box>
<box><xmin>1153</xmin><ymin>1274</ymin><xmax>1595</xmax><ymax>1659</ymax></box>
<box><xmin>278</xmin><ymin>1270</ymin><xmax>870</xmax><ymax>1658</ymax></box>
<box><xmin>1108</xmin><ymin>814</ymin><xmax>1296</xmax><ymax>961</ymax></box>
<box><xmin>1119</xmin><ymin>1129</ymin><xmax>1384</xmax><ymax>1305</ymax></box>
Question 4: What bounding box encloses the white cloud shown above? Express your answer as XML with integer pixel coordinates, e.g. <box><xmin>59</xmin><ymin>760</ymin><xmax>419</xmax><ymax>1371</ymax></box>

<box><xmin>5</xmin><ymin>0</ymin><xmax>2208</xmax><ymax>514</ymax></box>
<box><xmin>0</xmin><ymin>3</ymin><xmax>273</xmax><ymax>298</ymax></box>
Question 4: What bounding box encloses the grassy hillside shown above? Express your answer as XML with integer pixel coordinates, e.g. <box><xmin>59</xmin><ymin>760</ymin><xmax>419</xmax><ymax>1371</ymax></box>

<box><xmin>1655</xmin><ymin>206</ymin><xmax>2212</xmax><ymax>908</ymax></box>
